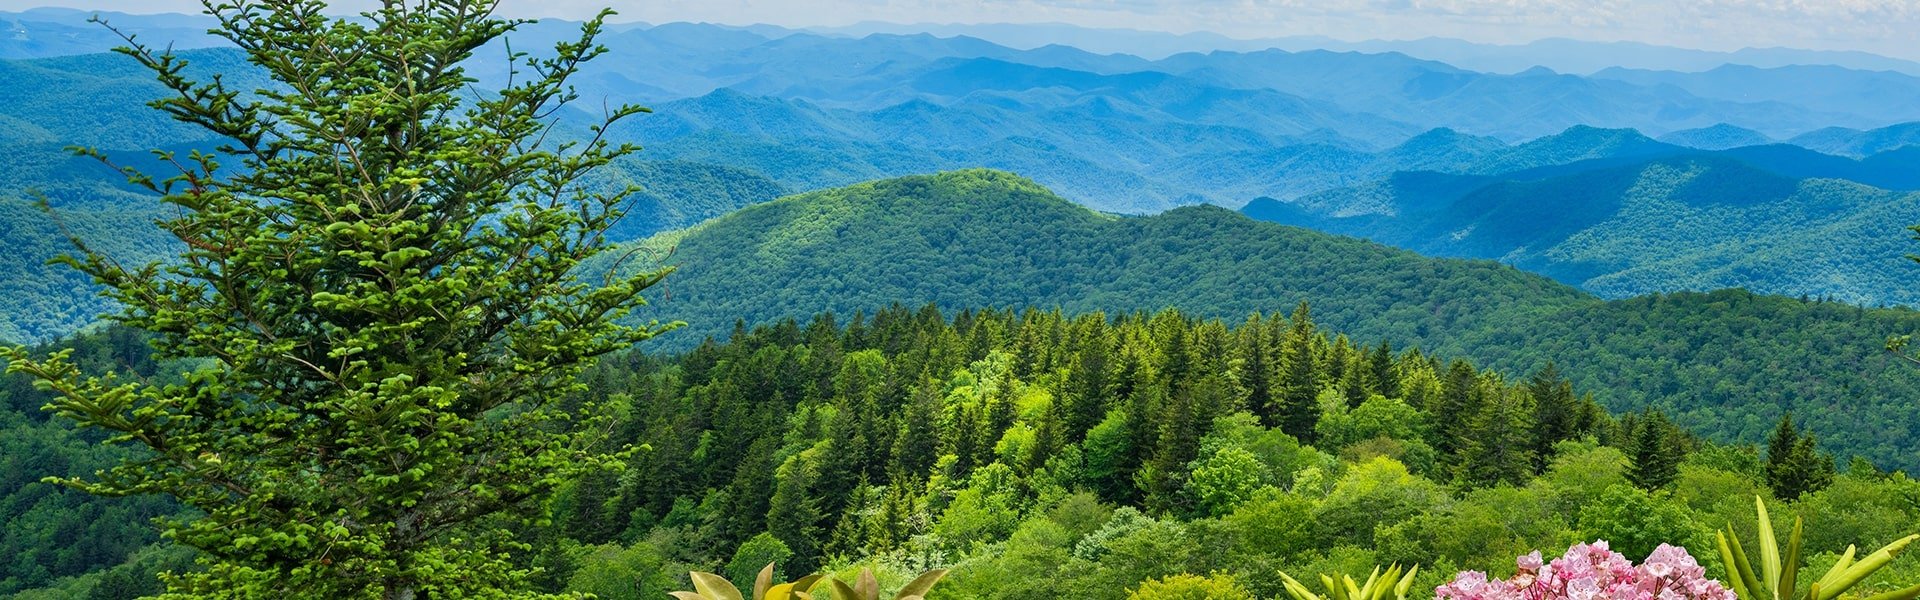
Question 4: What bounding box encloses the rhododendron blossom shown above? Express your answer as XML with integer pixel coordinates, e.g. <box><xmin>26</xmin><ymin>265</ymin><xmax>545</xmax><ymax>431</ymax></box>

<box><xmin>1436</xmin><ymin>541</ymin><xmax>1737</xmax><ymax>600</ymax></box>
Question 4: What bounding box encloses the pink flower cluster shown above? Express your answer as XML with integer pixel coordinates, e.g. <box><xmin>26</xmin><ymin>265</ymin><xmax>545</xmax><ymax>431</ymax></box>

<box><xmin>1436</xmin><ymin>541</ymin><xmax>1737</xmax><ymax>600</ymax></box>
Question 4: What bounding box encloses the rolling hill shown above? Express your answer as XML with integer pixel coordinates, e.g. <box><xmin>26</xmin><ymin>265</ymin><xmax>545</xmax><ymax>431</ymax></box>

<box><xmin>610</xmin><ymin>170</ymin><xmax>1920</xmax><ymax>468</ymax></box>
<box><xmin>1245</xmin><ymin>153</ymin><xmax>1920</xmax><ymax>305</ymax></box>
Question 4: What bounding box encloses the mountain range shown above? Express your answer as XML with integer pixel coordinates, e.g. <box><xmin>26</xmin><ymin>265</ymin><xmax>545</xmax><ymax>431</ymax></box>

<box><xmin>602</xmin><ymin>170</ymin><xmax>1920</xmax><ymax>470</ymax></box>
<box><xmin>8</xmin><ymin>13</ymin><xmax>1920</xmax><ymax>339</ymax></box>
<box><xmin>1242</xmin><ymin>127</ymin><xmax>1920</xmax><ymax>304</ymax></box>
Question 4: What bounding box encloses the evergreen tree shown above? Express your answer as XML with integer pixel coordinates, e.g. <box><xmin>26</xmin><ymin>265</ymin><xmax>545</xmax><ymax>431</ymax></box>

<box><xmin>1527</xmin><ymin>363</ymin><xmax>1579</xmax><ymax>472</ymax></box>
<box><xmin>1370</xmin><ymin>340</ymin><xmax>1400</xmax><ymax>400</ymax></box>
<box><xmin>1139</xmin><ymin>383</ymin><xmax>1204</xmax><ymax>515</ymax></box>
<box><xmin>767</xmin><ymin>449</ymin><xmax>828</xmax><ymax>573</ymax></box>
<box><xmin>1235</xmin><ymin>314</ymin><xmax>1275</xmax><ymax>424</ymax></box>
<box><xmin>1065</xmin><ymin>317</ymin><xmax>1115</xmax><ymax>441</ymax></box>
<box><xmin>1276</xmin><ymin>302</ymin><xmax>1321</xmax><ymax>441</ymax></box>
<box><xmin>0</xmin><ymin>3</ymin><xmax>668</xmax><ymax>595</ymax></box>
<box><xmin>717</xmin><ymin>438</ymin><xmax>781</xmax><ymax>548</ymax></box>
<box><xmin>1340</xmin><ymin>350</ymin><xmax>1374</xmax><ymax>409</ymax></box>
<box><xmin>891</xmin><ymin>378</ymin><xmax>944</xmax><ymax>478</ymax></box>
<box><xmin>1627</xmin><ymin>409</ymin><xmax>1682</xmax><ymax>491</ymax></box>
<box><xmin>1765</xmin><ymin>413</ymin><xmax>1798</xmax><ymax>483</ymax></box>
<box><xmin>1431</xmin><ymin>361</ymin><xmax>1482</xmax><ymax>463</ymax></box>
<box><xmin>1766</xmin><ymin>415</ymin><xmax>1836</xmax><ymax>500</ymax></box>
<box><xmin>1458</xmin><ymin>389</ymin><xmax>1534</xmax><ymax>487</ymax></box>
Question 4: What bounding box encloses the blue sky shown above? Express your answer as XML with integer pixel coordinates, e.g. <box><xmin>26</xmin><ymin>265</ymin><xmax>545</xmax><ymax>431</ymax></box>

<box><xmin>7</xmin><ymin>0</ymin><xmax>1918</xmax><ymax>60</ymax></box>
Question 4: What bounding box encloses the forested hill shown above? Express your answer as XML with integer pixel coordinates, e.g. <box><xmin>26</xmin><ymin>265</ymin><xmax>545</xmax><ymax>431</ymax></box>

<box><xmin>619</xmin><ymin>169</ymin><xmax>1593</xmax><ymax>351</ymax></box>
<box><xmin>615</xmin><ymin>169</ymin><xmax>1920</xmax><ymax>469</ymax></box>
<box><xmin>1243</xmin><ymin>155</ymin><xmax>1920</xmax><ymax>304</ymax></box>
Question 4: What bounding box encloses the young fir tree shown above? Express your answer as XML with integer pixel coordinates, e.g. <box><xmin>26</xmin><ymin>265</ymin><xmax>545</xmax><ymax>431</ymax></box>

<box><xmin>1765</xmin><ymin>414</ymin><xmax>1836</xmax><ymax>500</ymax></box>
<box><xmin>1627</xmin><ymin>409</ymin><xmax>1683</xmax><ymax>491</ymax></box>
<box><xmin>0</xmin><ymin>1</ymin><xmax>672</xmax><ymax>597</ymax></box>
<box><xmin>1369</xmin><ymin>340</ymin><xmax>1399</xmax><ymax>400</ymax></box>
<box><xmin>1458</xmin><ymin>388</ymin><xmax>1534</xmax><ymax>487</ymax></box>
<box><xmin>1526</xmin><ymin>362</ymin><xmax>1579</xmax><ymax>472</ymax></box>
<box><xmin>1276</xmin><ymin>302</ymin><xmax>1320</xmax><ymax>442</ymax></box>
<box><xmin>1431</xmin><ymin>361</ymin><xmax>1482</xmax><ymax>463</ymax></box>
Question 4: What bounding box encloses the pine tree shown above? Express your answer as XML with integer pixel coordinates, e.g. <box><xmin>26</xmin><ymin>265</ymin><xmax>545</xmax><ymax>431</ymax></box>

<box><xmin>1628</xmin><ymin>409</ymin><xmax>1682</xmax><ymax>491</ymax></box>
<box><xmin>1065</xmin><ymin>317</ymin><xmax>1115</xmax><ymax>441</ymax></box>
<box><xmin>1369</xmin><ymin>340</ymin><xmax>1400</xmax><ymax>400</ymax></box>
<box><xmin>1458</xmin><ymin>389</ymin><xmax>1534</xmax><ymax>487</ymax></box>
<box><xmin>1235</xmin><ymin>313</ymin><xmax>1275</xmax><ymax>423</ymax></box>
<box><xmin>0</xmin><ymin>3</ymin><xmax>669</xmax><ymax>595</ymax></box>
<box><xmin>1431</xmin><ymin>361</ymin><xmax>1482</xmax><ymax>462</ymax></box>
<box><xmin>768</xmin><ymin>449</ymin><xmax>828</xmax><ymax>573</ymax></box>
<box><xmin>1139</xmin><ymin>383</ymin><xmax>1204</xmax><ymax>515</ymax></box>
<box><xmin>1527</xmin><ymin>363</ymin><xmax>1579</xmax><ymax>472</ymax></box>
<box><xmin>1765</xmin><ymin>413</ymin><xmax>1798</xmax><ymax>484</ymax></box>
<box><xmin>1276</xmin><ymin>302</ymin><xmax>1321</xmax><ymax>441</ymax></box>
<box><xmin>1766</xmin><ymin>415</ymin><xmax>1836</xmax><ymax>500</ymax></box>
<box><xmin>891</xmin><ymin>378</ymin><xmax>943</xmax><ymax>478</ymax></box>
<box><xmin>1340</xmin><ymin>349</ymin><xmax>1374</xmax><ymax>409</ymax></box>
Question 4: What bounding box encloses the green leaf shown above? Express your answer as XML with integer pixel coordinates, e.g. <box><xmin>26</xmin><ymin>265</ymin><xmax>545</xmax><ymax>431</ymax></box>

<box><xmin>893</xmin><ymin>569</ymin><xmax>949</xmax><ymax>600</ymax></box>
<box><xmin>693</xmin><ymin>571</ymin><xmax>746</xmax><ymax>600</ymax></box>
<box><xmin>1759</xmin><ymin>498</ymin><xmax>1781</xmax><ymax>599</ymax></box>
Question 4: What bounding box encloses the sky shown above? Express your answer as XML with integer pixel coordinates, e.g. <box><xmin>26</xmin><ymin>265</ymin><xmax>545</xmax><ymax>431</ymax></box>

<box><xmin>6</xmin><ymin>0</ymin><xmax>1919</xmax><ymax>60</ymax></box>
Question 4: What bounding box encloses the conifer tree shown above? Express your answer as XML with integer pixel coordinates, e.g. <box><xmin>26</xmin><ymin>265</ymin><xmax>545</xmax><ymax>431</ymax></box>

<box><xmin>0</xmin><ymin>2</ymin><xmax>670</xmax><ymax>596</ymax></box>
<box><xmin>1765</xmin><ymin>413</ymin><xmax>1798</xmax><ymax>481</ymax></box>
<box><xmin>1458</xmin><ymin>389</ymin><xmax>1534</xmax><ymax>487</ymax></box>
<box><xmin>1431</xmin><ymin>361</ymin><xmax>1481</xmax><ymax>462</ymax></box>
<box><xmin>768</xmin><ymin>449</ymin><xmax>828</xmax><ymax>573</ymax></box>
<box><xmin>1527</xmin><ymin>363</ymin><xmax>1579</xmax><ymax>472</ymax></box>
<box><xmin>1276</xmin><ymin>302</ymin><xmax>1321</xmax><ymax>441</ymax></box>
<box><xmin>1065</xmin><ymin>316</ymin><xmax>1115</xmax><ymax>440</ymax></box>
<box><xmin>1627</xmin><ymin>409</ymin><xmax>1682</xmax><ymax>490</ymax></box>
<box><xmin>1340</xmin><ymin>351</ymin><xmax>1374</xmax><ymax>409</ymax></box>
<box><xmin>891</xmin><ymin>378</ymin><xmax>944</xmax><ymax>478</ymax></box>
<box><xmin>1139</xmin><ymin>382</ymin><xmax>1204</xmax><ymax>515</ymax></box>
<box><xmin>1369</xmin><ymin>340</ymin><xmax>1400</xmax><ymax>399</ymax></box>
<box><xmin>1766</xmin><ymin>414</ymin><xmax>1836</xmax><ymax>500</ymax></box>
<box><xmin>1236</xmin><ymin>314</ymin><xmax>1275</xmax><ymax>422</ymax></box>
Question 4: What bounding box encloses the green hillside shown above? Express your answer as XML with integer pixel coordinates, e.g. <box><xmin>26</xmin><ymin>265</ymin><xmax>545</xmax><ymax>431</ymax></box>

<box><xmin>618</xmin><ymin>169</ymin><xmax>1593</xmax><ymax>349</ymax></box>
<box><xmin>1247</xmin><ymin>156</ymin><xmax>1920</xmax><ymax>305</ymax></box>
<box><xmin>614</xmin><ymin>170</ymin><xmax>1920</xmax><ymax>469</ymax></box>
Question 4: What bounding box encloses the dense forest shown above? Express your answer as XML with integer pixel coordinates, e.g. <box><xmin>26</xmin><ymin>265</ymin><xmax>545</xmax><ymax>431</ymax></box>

<box><xmin>606</xmin><ymin>170</ymin><xmax>1920</xmax><ymax>470</ymax></box>
<box><xmin>11</xmin><ymin>306</ymin><xmax>1918</xmax><ymax>598</ymax></box>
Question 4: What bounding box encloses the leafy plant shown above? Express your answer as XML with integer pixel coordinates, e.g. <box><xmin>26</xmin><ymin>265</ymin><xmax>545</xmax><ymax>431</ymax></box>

<box><xmin>1278</xmin><ymin>564</ymin><xmax>1421</xmax><ymax>600</ymax></box>
<box><xmin>670</xmin><ymin>564</ymin><xmax>950</xmax><ymax>600</ymax></box>
<box><xmin>672</xmin><ymin>563</ymin><xmax>824</xmax><ymax>600</ymax></box>
<box><xmin>1715</xmin><ymin>497</ymin><xmax>1920</xmax><ymax>600</ymax></box>
<box><xmin>823</xmin><ymin>568</ymin><xmax>951</xmax><ymax>600</ymax></box>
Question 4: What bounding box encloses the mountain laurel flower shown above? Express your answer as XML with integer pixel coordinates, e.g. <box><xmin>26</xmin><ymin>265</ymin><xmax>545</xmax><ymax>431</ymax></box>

<box><xmin>1437</xmin><ymin>541</ymin><xmax>1735</xmax><ymax>600</ymax></box>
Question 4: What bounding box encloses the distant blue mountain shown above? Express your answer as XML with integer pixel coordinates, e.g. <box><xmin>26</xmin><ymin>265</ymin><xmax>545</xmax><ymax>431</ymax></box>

<box><xmin>1658</xmin><ymin>124</ymin><xmax>1773</xmax><ymax>150</ymax></box>
<box><xmin>1245</xmin><ymin>147</ymin><xmax>1920</xmax><ymax>304</ymax></box>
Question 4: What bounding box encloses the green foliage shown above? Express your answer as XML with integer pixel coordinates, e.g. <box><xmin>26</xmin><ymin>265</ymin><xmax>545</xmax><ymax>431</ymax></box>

<box><xmin>565</xmin><ymin>542</ymin><xmax>677</xmax><ymax>600</ymax></box>
<box><xmin>1578</xmin><ymin>484</ymin><xmax>1708</xmax><ymax>560</ymax></box>
<box><xmin>1</xmin><ymin>1</ymin><xmax>673</xmax><ymax>596</ymax></box>
<box><xmin>587</xmin><ymin>168</ymin><xmax>1920</xmax><ymax>469</ymax></box>
<box><xmin>1767</xmin><ymin>416</ymin><xmax>1837</xmax><ymax>501</ymax></box>
<box><xmin>1276</xmin><ymin>564</ymin><xmax>1420</xmax><ymax>600</ymax></box>
<box><xmin>730</xmin><ymin>534</ymin><xmax>798</xmax><ymax>591</ymax></box>
<box><xmin>1715</xmin><ymin>497</ymin><xmax>1920</xmax><ymax>600</ymax></box>
<box><xmin>1186</xmin><ymin>447</ymin><xmax>1272</xmax><ymax>518</ymax></box>
<box><xmin>1314</xmin><ymin>458</ymin><xmax>1449</xmax><ymax>547</ymax></box>
<box><xmin>670</xmin><ymin>563</ymin><xmax>824</xmax><ymax>600</ymax></box>
<box><xmin>1629</xmin><ymin>409</ymin><xmax>1686</xmax><ymax>491</ymax></box>
<box><xmin>1130</xmin><ymin>573</ymin><xmax>1259</xmax><ymax>600</ymax></box>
